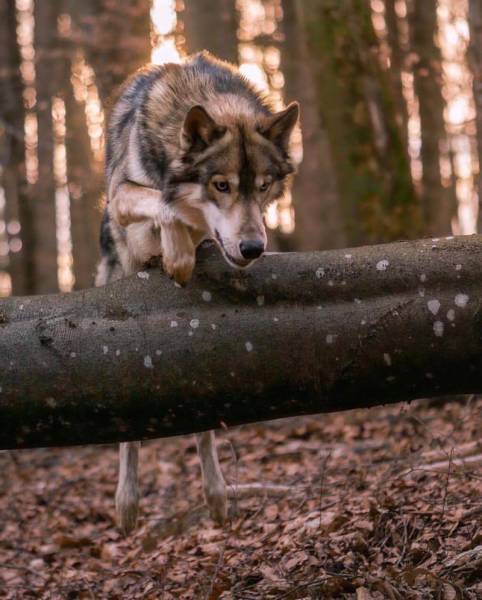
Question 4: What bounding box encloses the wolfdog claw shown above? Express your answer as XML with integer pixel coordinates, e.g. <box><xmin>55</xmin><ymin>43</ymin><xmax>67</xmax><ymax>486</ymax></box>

<box><xmin>162</xmin><ymin>254</ymin><xmax>195</xmax><ymax>285</ymax></box>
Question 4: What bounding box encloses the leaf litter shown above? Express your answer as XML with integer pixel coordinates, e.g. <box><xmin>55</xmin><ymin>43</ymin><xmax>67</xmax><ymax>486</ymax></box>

<box><xmin>0</xmin><ymin>397</ymin><xmax>481</xmax><ymax>598</ymax></box>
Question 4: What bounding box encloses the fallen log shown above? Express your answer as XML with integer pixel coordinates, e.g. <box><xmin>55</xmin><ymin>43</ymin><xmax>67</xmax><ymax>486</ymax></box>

<box><xmin>0</xmin><ymin>235</ymin><xmax>481</xmax><ymax>450</ymax></box>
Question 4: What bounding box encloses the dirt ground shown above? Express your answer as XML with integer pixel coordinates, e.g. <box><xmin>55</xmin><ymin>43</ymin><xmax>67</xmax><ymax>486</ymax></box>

<box><xmin>0</xmin><ymin>396</ymin><xmax>481</xmax><ymax>599</ymax></box>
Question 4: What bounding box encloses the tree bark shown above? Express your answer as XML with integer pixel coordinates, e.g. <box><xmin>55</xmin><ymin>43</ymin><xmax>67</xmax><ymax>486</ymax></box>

<box><xmin>281</xmin><ymin>0</ymin><xmax>346</xmax><ymax>251</ymax></box>
<box><xmin>67</xmin><ymin>0</ymin><xmax>152</xmax><ymax>109</ymax></box>
<box><xmin>299</xmin><ymin>0</ymin><xmax>419</xmax><ymax>246</ymax></box>
<box><xmin>0</xmin><ymin>0</ymin><xmax>35</xmax><ymax>295</ymax></box>
<box><xmin>62</xmin><ymin>0</ymin><xmax>152</xmax><ymax>286</ymax></box>
<box><xmin>0</xmin><ymin>236</ymin><xmax>481</xmax><ymax>450</ymax></box>
<box><xmin>384</xmin><ymin>0</ymin><xmax>410</xmax><ymax>155</ymax></box>
<box><xmin>182</xmin><ymin>0</ymin><xmax>239</xmax><ymax>64</ymax></box>
<box><xmin>410</xmin><ymin>0</ymin><xmax>457</xmax><ymax>236</ymax></box>
<box><xmin>33</xmin><ymin>0</ymin><xmax>64</xmax><ymax>293</ymax></box>
<box><xmin>468</xmin><ymin>0</ymin><xmax>482</xmax><ymax>232</ymax></box>
<box><xmin>64</xmin><ymin>86</ymin><xmax>102</xmax><ymax>289</ymax></box>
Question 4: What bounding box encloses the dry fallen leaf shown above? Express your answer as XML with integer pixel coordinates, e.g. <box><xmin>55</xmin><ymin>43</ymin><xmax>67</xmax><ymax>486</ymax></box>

<box><xmin>356</xmin><ymin>587</ymin><xmax>373</xmax><ymax>600</ymax></box>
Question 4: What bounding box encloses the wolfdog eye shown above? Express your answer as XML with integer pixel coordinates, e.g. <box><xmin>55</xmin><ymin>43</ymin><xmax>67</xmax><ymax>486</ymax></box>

<box><xmin>259</xmin><ymin>181</ymin><xmax>270</xmax><ymax>192</ymax></box>
<box><xmin>214</xmin><ymin>180</ymin><xmax>230</xmax><ymax>193</ymax></box>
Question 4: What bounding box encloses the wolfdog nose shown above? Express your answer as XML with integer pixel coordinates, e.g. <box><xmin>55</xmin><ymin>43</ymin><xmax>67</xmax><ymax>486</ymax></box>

<box><xmin>239</xmin><ymin>240</ymin><xmax>264</xmax><ymax>260</ymax></box>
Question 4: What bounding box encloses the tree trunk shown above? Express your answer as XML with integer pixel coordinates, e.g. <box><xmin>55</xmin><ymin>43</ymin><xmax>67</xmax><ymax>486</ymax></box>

<box><xmin>281</xmin><ymin>0</ymin><xmax>346</xmax><ymax>251</ymax></box>
<box><xmin>299</xmin><ymin>0</ymin><xmax>418</xmax><ymax>246</ymax></box>
<box><xmin>410</xmin><ymin>0</ymin><xmax>457</xmax><ymax>236</ymax></box>
<box><xmin>0</xmin><ymin>236</ymin><xmax>481</xmax><ymax>450</ymax></box>
<box><xmin>67</xmin><ymin>0</ymin><xmax>152</xmax><ymax>109</ymax></box>
<box><xmin>0</xmin><ymin>0</ymin><xmax>35</xmax><ymax>295</ymax></box>
<box><xmin>32</xmin><ymin>0</ymin><xmax>63</xmax><ymax>293</ymax></box>
<box><xmin>182</xmin><ymin>0</ymin><xmax>238</xmax><ymax>64</ymax></box>
<box><xmin>468</xmin><ymin>0</ymin><xmax>482</xmax><ymax>232</ymax></box>
<box><xmin>384</xmin><ymin>0</ymin><xmax>410</xmax><ymax>154</ymax></box>
<box><xmin>64</xmin><ymin>86</ymin><xmax>102</xmax><ymax>289</ymax></box>
<box><xmin>63</xmin><ymin>0</ymin><xmax>152</xmax><ymax>285</ymax></box>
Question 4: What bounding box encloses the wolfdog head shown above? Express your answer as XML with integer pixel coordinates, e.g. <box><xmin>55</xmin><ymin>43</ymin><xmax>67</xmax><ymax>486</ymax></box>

<box><xmin>167</xmin><ymin>101</ymin><xmax>299</xmax><ymax>267</ymax></box>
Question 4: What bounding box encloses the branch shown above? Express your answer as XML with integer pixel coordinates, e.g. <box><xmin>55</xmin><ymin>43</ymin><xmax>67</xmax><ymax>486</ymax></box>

<box><xmin>1</xmin><ymin>236</ymin><xmax>481</xmax><ymax>450</ymax></box>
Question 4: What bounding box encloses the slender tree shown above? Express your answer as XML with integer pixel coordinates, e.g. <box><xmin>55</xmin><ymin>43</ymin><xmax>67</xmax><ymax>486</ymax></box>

<box><xmin>281</xmin><ymin>0</ymin><xmax>346</xmax><ymax>250</ymax></box>
<box><xmin>68</xmin><ymin>0</ymin><xmax>153</xmax><ymax>109</ymax></box>
<box><xmin>64</xmin><ymin>0</ymin><xmax>152</xmax><ymax>286</ymax></box>
<box><xmin>64</xmin><ymin>86</ymin><xmax>102</xmax><ymax>289</ymax></box>
<box><xmin>298</xmin><ymin>0</ymin><xmax>419</xmax><ymax>245</ymax></box>
<box><xmin>182</xmin><ymin>0</ymin><xmax>238</xmax><ymax>64</ymax></box>
<box><xmin>468</xmin><ymin>0</ymin><xmax>482</xmax><ymax>232</ymax></box>
<box><xmin>33</xmin><ymin>0</ymin><xmax>65</xmax><ymax>293</ymax></box>
<box><xmin>409</xmin><ymin>0</ymin><xmax>457</xmax><ymax>236</ymax></box>
<box><xmin>384</xmin><ymin>0</ymin><xmax>410</xmax><ymax>154</ymax></box>
<box><xmin>0</xmin><ymin>0</ymin><xmax>35</xmax><ymax>294</ymax></box>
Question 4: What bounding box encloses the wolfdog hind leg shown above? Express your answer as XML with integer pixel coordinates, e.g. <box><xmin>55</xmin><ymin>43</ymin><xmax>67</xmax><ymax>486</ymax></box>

<box><xmin>115</xmin><ymin>441</ymin><xmax>141</xmax><ymax>534</ymax></box>
<box><xmin>196</xmin><ymin>431</ymin><xmax>228</xmax><ymax>524</ymax></box>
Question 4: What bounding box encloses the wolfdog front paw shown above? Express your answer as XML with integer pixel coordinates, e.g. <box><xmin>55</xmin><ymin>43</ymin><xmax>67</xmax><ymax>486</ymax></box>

<box><xmin>162</xmin><ymin>252</ymin><xmax>195</xmax><ymax>285</ymax></box>
<box><xmin>161</xmin><ymin>220</ymin><xmax>196</xmax><ymax>285</ymax></box>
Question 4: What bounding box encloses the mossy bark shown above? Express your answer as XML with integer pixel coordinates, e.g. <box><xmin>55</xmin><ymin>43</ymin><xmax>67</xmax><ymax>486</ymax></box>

<box><xmin>281</xmin><ymin>0</ymin><xmax>347</xmax><ymax>251</ymax></box>
<box><xmin>300</xmin><ymin>0</ymin><xmax>419</xmax><ymax>245</ymax></box>
<box><xmin>410</xmin><ymin>0</ymin><xmax>457</xmax><ymax>236</ymax></box>
<box><xmin>384</xmin><ymin>0</ymin><xmax>410</xmax><ymax>156</ymax></box>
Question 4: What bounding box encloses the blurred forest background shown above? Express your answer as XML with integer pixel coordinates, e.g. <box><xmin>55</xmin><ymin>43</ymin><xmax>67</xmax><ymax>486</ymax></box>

<box><xmin>1</xmin><ymin>0</ymin><xmax>482</xmax><ymax>297</ymax></box>
<box><xmin>2</xmin><ymin>3</ymin><xmax>482</xmax><ymax>597</ymax></box>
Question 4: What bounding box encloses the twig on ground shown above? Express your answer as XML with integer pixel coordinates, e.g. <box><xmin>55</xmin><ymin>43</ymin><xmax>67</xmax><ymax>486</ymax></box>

<box><xmin>204</xmin><ymin>537</ymin><xmax>228</xmax><ymax>600</ymax></box>
<box><xmin>0</xmin><ymin>562</ymin><xmax>47</xmax><ymax>580</ymax></box>
<box><xmin>462</xmin><ymin>504</ymin><xmax>482</xmax><ymax>519</ymax></box>
<box><xmin>420</xmin><ymin>440</ymin><xmax>482</xmax><ymax>464</ymax></box>
<box><xmin>224</xmin><ymin>434</ymin><xmax>240</xmax><ymax>517</ymax></box>
<box><xmin>319</xmin><ymin>450</ymin><xmax>332</xmax><ymax>533</ymax></box>
<box><xmin>439</xmin><ymin>448</ymin><xmax>454</xmax><ymax>527</ymax></box>
<box><xmin>226</xmin><ymin>482</ymin><xmax>304</xmax><ymax>498</ymax></box>
<box><xmin>442</xmin><ymin>545</ymin><xmax>482</xmax><ymax>572</ymax></box>
<box><xmin>412</xmin><ymin>452</ymin><xmax>482</xmax><ymax>474</ymax></box>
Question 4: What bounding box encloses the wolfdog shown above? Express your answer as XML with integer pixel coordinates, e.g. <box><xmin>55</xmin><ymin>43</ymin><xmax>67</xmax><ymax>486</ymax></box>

<box><xmin>96</xmin><ymin>52</ymin><xmax>299</xmax><ymax>534</ymax></box>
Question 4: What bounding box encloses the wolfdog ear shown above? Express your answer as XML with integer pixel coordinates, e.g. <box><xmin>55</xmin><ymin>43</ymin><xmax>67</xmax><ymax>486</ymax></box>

<box><xmin>259</xmin><ymin>101</ymin><xmax>299</xmax><ymax>151</ymax></box>
<box><xmin>181</xmin><ymin>105</ymin><xmax>226</xmax><ymax>151</ymax></box>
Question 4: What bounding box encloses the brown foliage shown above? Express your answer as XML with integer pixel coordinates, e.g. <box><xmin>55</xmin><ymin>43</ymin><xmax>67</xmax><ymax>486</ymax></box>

<box><xmin>0</xmin><ymin>398</ymin><xmax>480</xmax><ymax>598</ymax></box>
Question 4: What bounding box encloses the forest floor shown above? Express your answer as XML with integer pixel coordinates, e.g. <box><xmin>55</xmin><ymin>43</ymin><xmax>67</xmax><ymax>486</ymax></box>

<box><xmin>0</xmin><ymin>397</ymin><xmax>481</xmax><ymax>599</ymax></box>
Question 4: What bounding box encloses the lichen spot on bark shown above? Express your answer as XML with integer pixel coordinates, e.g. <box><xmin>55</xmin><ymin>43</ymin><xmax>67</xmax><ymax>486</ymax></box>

<box><xmin>376</xmin><ymin>259</ymin><xmax>390</xmax><ymax>271</ymax></box>
<box><xmin>433</xmin><ymin>321</ymin><xmax>444</xmax><ymax>337</ymax></box>
<box><xmin>427</xmin><ymin>299</ymin><xmax>441</xmax><ymax>316</ymax></box>
<box><xmin>455</xmin><ymin>294</ymin><xmax>469</xmax><ymax>308</ymax></box>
